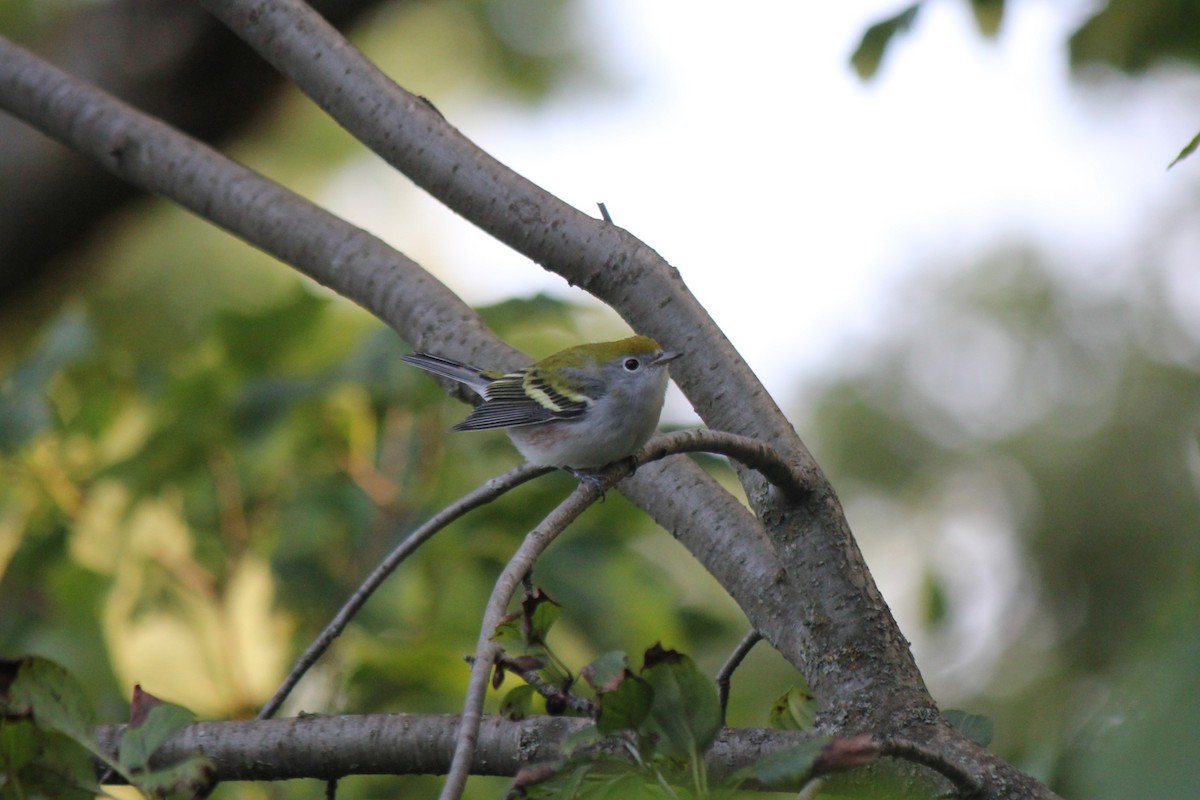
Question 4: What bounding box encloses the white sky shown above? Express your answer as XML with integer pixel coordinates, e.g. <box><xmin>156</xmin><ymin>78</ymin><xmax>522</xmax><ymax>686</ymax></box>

<box><xmin>328</xmin><ymin>0</ymin><xmax>1200</xmax><ymax>407</ymax></box>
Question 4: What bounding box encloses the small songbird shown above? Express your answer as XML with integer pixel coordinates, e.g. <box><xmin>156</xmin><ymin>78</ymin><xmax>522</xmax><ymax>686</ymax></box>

<box><xmin>402</xmin><ymin>336</ymin><xmax>682</xmax><ymax>471</ymax></box>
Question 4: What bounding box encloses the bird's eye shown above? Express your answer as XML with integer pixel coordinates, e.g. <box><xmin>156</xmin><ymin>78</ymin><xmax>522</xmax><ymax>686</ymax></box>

<box><xmin>623</xmin><ymin>358</ymin><xmax>641</xmax><ymax>371</ymax></box>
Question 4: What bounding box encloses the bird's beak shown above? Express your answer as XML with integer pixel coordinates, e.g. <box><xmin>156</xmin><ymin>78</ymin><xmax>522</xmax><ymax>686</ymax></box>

<box><xmin>653</xmin><ymin>350</ymin><xmax>683</xmax><ymax>367</ymax></box>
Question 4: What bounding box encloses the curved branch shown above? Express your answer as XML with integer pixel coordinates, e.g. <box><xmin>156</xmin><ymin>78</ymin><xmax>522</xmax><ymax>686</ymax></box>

<box><xmin>444</xmin><ymin>477</ymin><xmax>611</xmax><ymax>800</ymax></box>
<box><xmin>0</xmin><ymin>32</ymin><xmax>493</xmax><ymax>361</ymax></box>
<box><xmin>0</xmin><ymin>0</ymin><xmax>387</xmax><ymax>300</ymax></box>
<box><xmin>634</xmin><ymin>429</ymin><xmax>808</xmax><ymax>499</ymax></box>
<box><xmin>876</xmin><ymin>736</ymin><xmax>984</xmax><ymax>798</ymax></box>
<box><xmin>716</xmin><ymin>629</ymin><xmax>762</xmax><ymax>726</ymax></box>
<box><xmin>259</xmin><ymin>463</ymin><xmax>550</xmax><ymax>720</ymax></box>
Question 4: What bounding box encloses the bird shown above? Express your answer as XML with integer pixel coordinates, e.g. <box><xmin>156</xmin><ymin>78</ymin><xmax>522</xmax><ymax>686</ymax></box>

<box><xmin>402</xmin><ymin>335</ymin><xmax>681</xmax><ymax>472</ymax></box>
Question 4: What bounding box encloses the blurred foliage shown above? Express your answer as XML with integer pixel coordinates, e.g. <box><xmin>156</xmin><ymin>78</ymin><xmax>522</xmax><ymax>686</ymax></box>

<box><xmin>1069</xmin><ymin>0</ymin><xmax>1200</xmax><ymax>74</ymax></box>
<box><xmin>0</xmin><ymin>285</ymin><xmax>796</xmax><ymax>798</ymax></box>
<box><xmin>850</xmin><ymin>3</ymin><xmax>921</xmax><ymax>81</ymax></box>
<box><xmin>0</xmin><ymin>656</ymin><xmax>213</xmax><ymax>799</ymax></box>
<box><xmin>854</xmin><ymin>0</ymin><xmax>1200</xmax><ymax>80</ymax></box>
<box><xmin>805</xmin><ymin>225</ymin><xmax>1200</xmax><ymax>796</ymax></box>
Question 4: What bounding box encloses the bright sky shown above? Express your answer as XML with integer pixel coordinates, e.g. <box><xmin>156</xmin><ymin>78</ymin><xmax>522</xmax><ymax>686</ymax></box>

<box><xmin>329</xmin><ymin>0</ymin><xmax>1198</xmax><ymax>406</ymax></box>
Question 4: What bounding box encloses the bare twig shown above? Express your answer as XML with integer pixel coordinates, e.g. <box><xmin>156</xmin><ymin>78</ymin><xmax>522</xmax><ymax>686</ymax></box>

<box><xmin>877</xmin><ymin>736</ymin><xmax>984</xmax><ymax>798</ymax></box>
<box><xmin>259</xmin><ymin>463</ymin><xmax>549</xmax><ymax>719</ymax></box>
<box><xmin>496</xmin><ymin>656</ymin><xmax>596</xmax><ymax>716</ymax></box>
<box><xmin>716</xmin><ymin>629</ymin><xmax>763</xmax><ymax>726</ymax></box>
<box><xmin>441</xmin><ymin>473</ymin><xmax>622</xmax><ymax>800</ymax></box>
<box><xmin>634</xmin><ymin>429</ymin><xmax>808</xmax><ymax>499</ymax></box>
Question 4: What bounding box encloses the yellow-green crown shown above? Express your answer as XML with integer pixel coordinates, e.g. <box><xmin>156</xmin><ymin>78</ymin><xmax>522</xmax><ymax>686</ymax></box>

<box><xmin>539</xmin><ymin>336</ymin><xmax>662</xmax><ymax>369</ymax></box>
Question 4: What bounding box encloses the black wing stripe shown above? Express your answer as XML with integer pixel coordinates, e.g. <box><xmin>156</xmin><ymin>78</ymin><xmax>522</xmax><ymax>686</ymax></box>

<box><xmin>482</xmin><ymin>375</ymin><xmax>530</xmax><ymax>401</ymax></box>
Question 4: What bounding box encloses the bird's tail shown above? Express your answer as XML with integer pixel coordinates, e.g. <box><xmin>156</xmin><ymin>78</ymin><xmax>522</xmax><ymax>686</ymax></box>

<box><xmin>401</xmin><ymin>353</ymin><xmax>493</xmax><ymax>396</ymax></box>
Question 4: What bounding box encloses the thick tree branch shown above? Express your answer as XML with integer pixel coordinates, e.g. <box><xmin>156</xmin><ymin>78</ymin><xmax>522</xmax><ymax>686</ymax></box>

<box><xmin>93</xmin><ymin>714</ymin><xmax>829</xmax><ymax>789</ymax></box>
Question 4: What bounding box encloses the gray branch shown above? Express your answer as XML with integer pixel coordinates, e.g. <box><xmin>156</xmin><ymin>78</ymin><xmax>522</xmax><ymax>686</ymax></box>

<box><xmin>0</xmin><ymin>6</ymin><xmax>1062</xmax><ymax>796</ymax></box>
<box><xmin>92</xmin><ymin>713</ymin><xmax>827</xmax><ymax>789</ymax></box>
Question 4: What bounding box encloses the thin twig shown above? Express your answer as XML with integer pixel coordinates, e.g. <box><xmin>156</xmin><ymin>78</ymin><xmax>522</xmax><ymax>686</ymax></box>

<box><xmin>716</xmin><ymin>629</ymin><xmax>762</xmax><ymax>726</ymax></box>
<box><xmin>439</xmin><ymin>467</ymin><xmax>631</xmax><ymax>800</ymax></box>
<box><xmin>876</xmin><ymin>736</ymin><xmax>984</xmax><ymax>798</ymax></box>
<box><xmin>258</xmin><ymin>463</ymin><xmax>549</xmax><ymax>719</ymax></box>
<box><xmin>634</xmin><ymin>429</ymin><xmax>808</xmax><ymax>499</ymax></box>
<box><xmin>497</xmin><ymin>656</ymin><xmax>596</xmax><ymax>716</ymax></box>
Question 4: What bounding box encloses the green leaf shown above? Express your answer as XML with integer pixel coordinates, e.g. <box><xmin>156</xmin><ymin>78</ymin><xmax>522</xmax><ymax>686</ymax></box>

<box><xmin>5</xmin><ymin>657</ymin><xmax>95</xmax><ymax>749</ymax></box>
<box><xmin>595</xmin><ymin>675</ymin><xmax>653</xmax><ymax>736</ymax></box>
<box><xmin>921</xmin><ymin>569</ymin><xmax>949</xmax><ymax>628</ymax></box>
<box><xmin>1</xmin><ymin>657</ymin><xmax>123</xmax><ymax>793</ymax></box>
<box><xmin>639</xmin><ymin>645</ymin><xmax>721</xmax><ymax>761</ymax></box>
<box><xmin>0</xmin><ymin>717</ymin><xmax>40</xmax><ymax>773</ymax></box>
<box><xmin>0</xmin><ymin>726</ymin><xmax>100</xmax><ymax>800</ymax></box>
<box><xmin>768</xmin><ymin>687</ymin><xmax>817</xmax><ymax>731</ymax></box>
<box><xmin>523</xmin><ymin>589</ymin><xmax>561</xmax><ymax>646</ymax></box>
<box><xmin>477</xmin><ymin>293</ymin><xmax>577</xmax><ymax>335</ymax></box>
<box><xmin>500</xmin><ymin>684</ymin><xmax>536</xmax><ymax>721</ymax></box>
<box><xmin>119</xmin><ymin>701</ymin><xmax>196</xmax><ymax>772</ymax></box>
<box><xmin>584</xmin><ymin>771</ymin><xmax>654</xmax><ymax>800</ymax></box>
<box><xmin>581</xmin><ymin>651</ymin><xmax>630</xmax><ymax>694</ymax></box>
<box><xmin>944</xmin><ymin>709</ymin><xmax>995</xmax><ymax>746</ymax></box>
<box><xmin>1168</xmin><ymin>130</ymin><xmax>1200</xmax><ymax>169</ymax></box>
<box><xmin>215</xmin><ymin>289</ymin><xmax>329</xmax><ymax>373</ymax></box>
<box><xmin>129</xmin><ymin>754</ymin><xmax>216</xmax><ymax>798</ymax></box>
<box><xmin>969</xmin><ymin>0</ymin><xmax>1005</xmax><ymax>37</ymax></box>
<box><xmin>850</xmin><ymin>3</ymin><xmax>922</xmax><ymax>80</ymax></box>
<box><xmin>0</xmin><ymin>310</ymin><xmax>94</xmax><ymax>453</ymax></box>
<box><xmin>490</xmin><ymin>612</ymin><xmax>526</xmax><ymax>650</ymax></box>
<box><xmin>559</xmin><ymin>725</ymin><xmax>603</xmax><ymax>758</ymax></box>
<box><xmin>741</xmin><ymin>738</ymin><xmax>831</xmax><ymax>789</ymax></box>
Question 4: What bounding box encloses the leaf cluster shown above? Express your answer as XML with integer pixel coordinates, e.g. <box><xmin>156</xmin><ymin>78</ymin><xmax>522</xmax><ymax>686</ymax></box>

<box><xmin>0</xmin><ymin>656</ymin><xmax>210</xmax><ymax>799</ymax></box>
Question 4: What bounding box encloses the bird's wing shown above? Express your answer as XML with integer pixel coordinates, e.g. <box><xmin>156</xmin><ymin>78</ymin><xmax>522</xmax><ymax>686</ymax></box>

<box><xmin>452</xmin><ymin>371</ymin><xmax>589</xmax><ymax>430</ymax></box>
<box><xmin>483</xmin><ymin>372</ymin><xmax>589</xmax><ymax>419</ymax></box>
